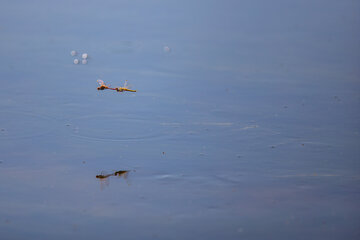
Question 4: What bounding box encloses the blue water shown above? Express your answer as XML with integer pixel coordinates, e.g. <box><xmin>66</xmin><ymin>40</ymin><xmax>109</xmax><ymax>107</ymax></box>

<box><xmin>0</xmin><ymin>0</ymin><xmax>359</xmax><ymax>239</ymax></box>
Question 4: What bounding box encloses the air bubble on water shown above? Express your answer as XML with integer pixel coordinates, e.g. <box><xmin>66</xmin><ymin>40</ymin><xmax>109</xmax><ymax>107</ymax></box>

<box><xmin>73</xmin><ymin>59</ymin><xmax>79</xmax><ymax>64</ymax></box>
<box><xmin>82</xmin><ymin>59</ymin><xmax>87</xmax><ymax>64</ymax></box>
<box><xmin>70</xmin><ymin>50</ymin><xmax>77</xmax><ymax>56</ymax></box>
<box><xmin>82</xmin><ymin>53</ymin><xmax>88</xmax><ymax>59</ymax></box>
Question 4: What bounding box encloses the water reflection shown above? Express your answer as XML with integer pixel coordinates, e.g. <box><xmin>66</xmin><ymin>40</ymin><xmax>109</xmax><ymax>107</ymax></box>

<box><xmin>96</xmin><ymin>170</ymin><xmax>131</xmax><ymax>190</ymax></box>
<box><xmin>96</xmin><ymin>170</ymin><xmax>129</xmax><ymax>179</ymax></box>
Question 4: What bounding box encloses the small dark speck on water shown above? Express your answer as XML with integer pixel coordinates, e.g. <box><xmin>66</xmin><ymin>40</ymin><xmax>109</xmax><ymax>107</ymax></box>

<box><xmin>72</xmin><ymin>224</ymin><xmax>79</xmax><ymax>232</ymax></box>
<box><xmin>82</xmin><ymin>161</ymin><xmax>86</xmax><ymax>164</ymax></box>
<box><xmin>333</xmin><ymin>96</ymin><xmax>341</xmax><ymax>101</ymax></box>
<box><xmin>271</xmin><ymin>146</ymin><xmax>276</xmax><ymax>149</ymax></box>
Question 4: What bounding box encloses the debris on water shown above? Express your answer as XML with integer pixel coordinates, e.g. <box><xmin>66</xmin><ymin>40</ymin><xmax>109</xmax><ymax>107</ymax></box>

<box><xmin>73</xmin><ymin>59</ymin><xmax>79</xmax><ymax>64</ymax></box>
<box><xmin>70</xmin><ymin>50</ymin><xmax>77</xmax><ymax>56</ymax></box>
<box><xmin>82</xmin><ymin>53</ymin><xmax>88</xmax><ymax>59</ymax></box>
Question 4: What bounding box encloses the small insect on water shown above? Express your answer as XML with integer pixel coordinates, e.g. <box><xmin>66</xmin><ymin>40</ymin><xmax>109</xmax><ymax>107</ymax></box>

<box><xmin>115</xmin><ymin>80</ymin><xmax>137</xmax><ymax>92</ymax></box>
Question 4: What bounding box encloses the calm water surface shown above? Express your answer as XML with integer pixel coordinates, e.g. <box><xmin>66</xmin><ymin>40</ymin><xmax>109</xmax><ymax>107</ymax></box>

<box><xmin>0</xmin><ymin>0</ymin><xmax>359</xmax><ymax>239</ymax></box>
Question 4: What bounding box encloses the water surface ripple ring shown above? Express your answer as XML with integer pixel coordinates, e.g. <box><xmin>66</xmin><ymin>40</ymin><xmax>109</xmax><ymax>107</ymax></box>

<box><xmin>0</xmin><ymin>111</ymin><xmax>57</xmax><ymax>140</ymax></box>
<box><xmin>68</xmin><ymin>114</ymin><xmax>172</xmax><ymax>142</ymax></box>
